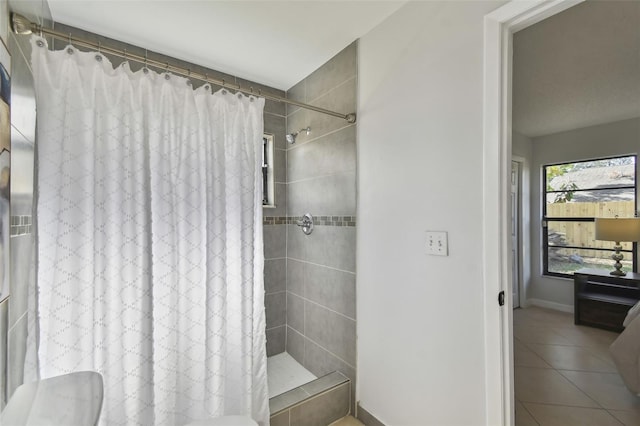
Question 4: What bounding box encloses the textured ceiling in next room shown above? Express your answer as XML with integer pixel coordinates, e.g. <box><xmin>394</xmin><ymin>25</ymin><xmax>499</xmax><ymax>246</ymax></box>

<box><xmin>513</xmin><ymin>0</ymin><xmax>640</xmax><ymax>138</ymax></box>
<box><xmin>45</xmin><ymin>0</ymin><xmax>406</xmax><ymax>91</ymax></box>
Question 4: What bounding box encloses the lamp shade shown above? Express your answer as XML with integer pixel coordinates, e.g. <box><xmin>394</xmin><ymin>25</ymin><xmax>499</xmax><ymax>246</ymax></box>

<box><xmin>595</xmin><ymin>218</ymin><xmax>640</xmax><ymax>242</ymax></box>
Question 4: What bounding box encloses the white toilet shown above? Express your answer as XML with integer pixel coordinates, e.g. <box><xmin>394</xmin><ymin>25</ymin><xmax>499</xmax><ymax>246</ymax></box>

<box><xmin>184</xmin><ymin>415</ymin><xmax>258</xmax><ymax>426</ymax></box>
<box><xmin>1</xmin><ymin>371</ymin><xmax>104</xmax><ymax>426</ymax></box>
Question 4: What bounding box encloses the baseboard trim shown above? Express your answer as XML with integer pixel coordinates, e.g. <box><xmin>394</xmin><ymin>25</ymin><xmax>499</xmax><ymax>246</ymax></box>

<box><xmin>356</xmin><ymin>402</ymin><xmax>386</xmax><ymax>426</ymax></box>
<box><xmin>527</xmin><ymin>298</ymin><xmax>574</xmax><ymax>314</ymax></box>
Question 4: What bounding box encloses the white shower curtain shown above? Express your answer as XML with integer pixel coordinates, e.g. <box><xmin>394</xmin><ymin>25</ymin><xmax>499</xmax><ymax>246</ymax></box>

<box><xmin>26</xmin><ymin>36</ymin><xmax>269</xmax><ymax>426</ymax></box>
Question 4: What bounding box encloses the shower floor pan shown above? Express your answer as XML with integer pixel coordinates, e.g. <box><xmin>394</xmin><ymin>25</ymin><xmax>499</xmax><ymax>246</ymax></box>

<box><xmin>268</xmin><ymin>353</ymin><xmax>317</xmax><ymax>397</ymax></box>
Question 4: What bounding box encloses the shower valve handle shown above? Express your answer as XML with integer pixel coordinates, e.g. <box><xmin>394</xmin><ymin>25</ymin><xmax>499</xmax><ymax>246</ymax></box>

<box><xmin>296</xmin><ymin>213</ymin><xmax>314</xmax><ymax>235</ymax></box>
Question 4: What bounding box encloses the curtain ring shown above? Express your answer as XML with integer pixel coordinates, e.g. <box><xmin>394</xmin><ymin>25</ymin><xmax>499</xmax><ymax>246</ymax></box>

<box><xmin>95</xmin><ymin>42</ymin><xmax>102</xmax><ymax>61</ymax></box>
<box><xmin>66</xmin><ymin>33</ymin><xmax>74</xmax><ymax>54</ymax></box>
<box><xmin>143</xmin><ymin>50</ymin><xmax>149</xmax><ymax>74</ymax></box>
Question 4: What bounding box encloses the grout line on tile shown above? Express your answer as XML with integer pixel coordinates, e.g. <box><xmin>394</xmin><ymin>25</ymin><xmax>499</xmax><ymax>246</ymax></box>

<box><xmin>306</xmin><ymin>76</ymin><xmax>357</xmax><ymax>107</ymax></box>
<box><xmin>286</xmin><ymin>169</ymin><xmax>357</xmax><ymax>185</ymax></box>
<box><xmin>285</xmin><ymin>258</ymin><xmax>356</xmax><ymax>275</ymax></box>
<box><xmin>603</xmin><ymin>408</ymin><xmax>632</xmax><ymax>426</ymax></box>
<box><xmin>264</xmin><ymin>111</ymin><xmax>286</xmax><ymax>119</ymax></box>
<box><xmin>522</xmin><ymin>402</ymin><xmax>625</xmax><ymax>425</ymax></box>
<box><xmin>273</xmin><ymin>381</ymin><xmax>351</xmax><ymax>416</ymax></box>
<box><xmin>289</xmin><ymin>292</ymin><xmax>356</xmax><ymax>322</ymax></box>
<box><xmin>9</xmin><ymin>32</ymin><xmax>35</xmax><ymax>75</ymax></box>
<box><xmin>519</xmin><ymin>399</ymin><xmax>601</xmax><ymax>409</ymax></box>
<box><xmin>7</xmin><ymin>311</ymin><xmax>28</xmax><ymax>334</ymax></box>
<box><xmin>286</xmin><ymin>123</ymin><xmax>356</xmax><ymax>151</ymax></box>
<box><xmin>298</xmin><ymin>333</ymin><xmax>356</xmax><ymax>370</ymax></box>
<box><xmin>520</xmin><ymin>401</ymin><xmax>541</xmax><ymax>426</ymax></box>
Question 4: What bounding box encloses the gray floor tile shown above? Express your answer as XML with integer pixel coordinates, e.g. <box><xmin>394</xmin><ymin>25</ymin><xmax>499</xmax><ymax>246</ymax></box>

<box><xmin>514</xmin><ymin>306</ymin><xmax>639</xmax><ymax>426</ymax></box>
<box><xmin>523</xmin><ymin>402</ymin><xmax>622</xmax><ymax>426</ymax></box>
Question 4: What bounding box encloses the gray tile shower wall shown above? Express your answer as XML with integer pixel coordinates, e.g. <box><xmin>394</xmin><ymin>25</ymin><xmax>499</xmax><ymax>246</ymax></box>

<box><xmin>262</xmin><ymin>75</ymin><xmax>287</xmax><ymax>357</ymax></box>
<box><xmin>0</xmin><ymin>0</ymin><xmax>8</xmax><ymax>408</ymax></box>
<box><xmin>263</xmin><ymin>106</ymin><xmax>287</xmax><ymax>356</ymax></box>
<box><xmin>285</xmin><ymin>41</ymin><xmax>357</xmax><ymax>410</ymax></box>
<box><xmin>2</xmin><ymin>0</ymin><xmax>54</xmax><ymax>405</ymax></box>
<box><xmin>265</xmin><ymin>219</ymin><xmax>287</xmax><ymax>356</ymax></box>
<box><xmin>0</xmin><ymin>299</ymin><xmax>7</xmax><ymax>410</ymax></box>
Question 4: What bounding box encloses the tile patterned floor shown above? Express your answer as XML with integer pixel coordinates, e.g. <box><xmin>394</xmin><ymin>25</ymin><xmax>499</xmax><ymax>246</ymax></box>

<box><xmin>515</xmin><ymin>306</ymin><xmax>640</xmax><ymax>426</ymax></box>
<box><xmin>330</xmin><ymin>415</ymin><xmax>364</xmax><ymax>426</ymax></box>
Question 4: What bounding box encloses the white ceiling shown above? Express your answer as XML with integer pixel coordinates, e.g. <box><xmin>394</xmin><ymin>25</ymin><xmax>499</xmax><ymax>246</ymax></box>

<box><xmin>46</xmin><ymin>0</ymin><xmax>406</xmax><ymax>91</ymax></box>
<box><xmin>513</xmin><ymin>0</ymin><xmax>640</xmax><ymax>138</ymax></box>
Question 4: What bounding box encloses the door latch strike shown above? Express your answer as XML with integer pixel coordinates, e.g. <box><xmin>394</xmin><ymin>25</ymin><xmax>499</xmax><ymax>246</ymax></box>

<box><xmin>498</xmin><ymin>291</ymin><xmax>505</xmax><ymax>306</ymax></box>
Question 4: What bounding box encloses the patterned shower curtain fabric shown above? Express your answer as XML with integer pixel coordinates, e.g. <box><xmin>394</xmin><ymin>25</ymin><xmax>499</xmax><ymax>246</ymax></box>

<box><xmin>26</xmin><ymin>35</ymin><xmax>269</xmax><ymax>426</ymax></box>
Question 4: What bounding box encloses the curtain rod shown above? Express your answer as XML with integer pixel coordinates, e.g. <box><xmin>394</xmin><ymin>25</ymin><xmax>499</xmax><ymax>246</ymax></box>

<box><xmin>10</xmin><ymin>13</ymin><xmax>357</xmax><ymax>124</ymax></box>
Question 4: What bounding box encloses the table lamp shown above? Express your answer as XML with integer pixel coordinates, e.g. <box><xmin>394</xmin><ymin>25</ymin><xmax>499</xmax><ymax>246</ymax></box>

<box><xmin>595</xmin><ymin>217</ymin><xmax>640</xmax><ymax>276</ymax></box>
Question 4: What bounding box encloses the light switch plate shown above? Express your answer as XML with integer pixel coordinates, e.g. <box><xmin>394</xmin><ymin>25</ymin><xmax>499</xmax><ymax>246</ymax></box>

<box><xmin>426</xmin><ymin>231</ymin><xmax>448</xmax><ymax>256</ymax></box>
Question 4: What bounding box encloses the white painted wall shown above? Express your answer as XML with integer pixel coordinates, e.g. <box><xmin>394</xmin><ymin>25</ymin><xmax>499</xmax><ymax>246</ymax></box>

<box><xmin>513</xmin><ymin>132</ymin><xmax>532</xmax><ymax>160</ymax></box>
<box><xmin>529</xmin><ymin>117</ymin><xmax>640</xmax><ymax>308</ymax></box>
<box><xmin>357</xmin><ymin>1</ymin><xmax>503</xmax><ymax>424</ymax></box>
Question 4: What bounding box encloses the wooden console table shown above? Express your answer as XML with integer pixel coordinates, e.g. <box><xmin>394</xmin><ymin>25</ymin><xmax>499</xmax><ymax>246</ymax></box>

<box><xmin>574</xmin><ymin>268</ymin><xmax>640</xmax><ymax>332</ymax></box>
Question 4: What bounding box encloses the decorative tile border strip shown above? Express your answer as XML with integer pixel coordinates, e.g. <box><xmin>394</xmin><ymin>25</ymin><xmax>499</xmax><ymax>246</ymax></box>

<box><xmin>10</xmin><ymin>215</ymin><xmax>32</xmax><ymax>236</ymax></box>
<box><xmin>263</xmin><ymin>216</ymin><xmax>289</xmax><ymax>225</ymax></box>
<box><xmin>307</xmin><ymin>215</ymin><xmax>357</xmax><ymax>227</ymax></box>
<box><xmin>264</xmin><ymin>215</ymin><xmax>356</xmax><ymax>227</ymax></box>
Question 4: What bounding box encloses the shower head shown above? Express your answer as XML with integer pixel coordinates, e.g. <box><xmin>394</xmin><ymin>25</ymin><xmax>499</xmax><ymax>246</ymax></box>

<box><xmin>286</xmin><ymin>127</ymin><xmax>311</xmax><ymax>144</ymax></box>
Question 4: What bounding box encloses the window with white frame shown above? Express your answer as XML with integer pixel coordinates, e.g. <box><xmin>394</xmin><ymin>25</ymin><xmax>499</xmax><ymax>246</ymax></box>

<box><xmin>543</xmin><ymin>155</ymin><xmax>637</xmax><ymax>277</ymax></box>
<box><xmin>262</xmin><ymin>134</ymin><xmax>275</xmax><ymax>207</ymax></box>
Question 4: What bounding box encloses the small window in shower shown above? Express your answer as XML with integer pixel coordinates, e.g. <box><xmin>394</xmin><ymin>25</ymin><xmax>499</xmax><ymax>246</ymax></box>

<box><xmin>262</xmin><ymin>134</ymin><xmax>275</xmax><ymax>207</ymax></box>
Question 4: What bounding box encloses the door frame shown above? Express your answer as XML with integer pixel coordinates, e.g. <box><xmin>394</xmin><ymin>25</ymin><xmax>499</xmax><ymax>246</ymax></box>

<box><xmin>482</xmin><ymin>1</ymin><xmax>584</xmax><ymax>425</ymax></box>
<box><xmin>511</xmin><ymin>159</ymin><xmax>521</xmax><ymax>309</ymax></box>
<box><xmin>511</xmin><ymin>155</ymin><xmax>531</xmax><ymax>311</ymax></box>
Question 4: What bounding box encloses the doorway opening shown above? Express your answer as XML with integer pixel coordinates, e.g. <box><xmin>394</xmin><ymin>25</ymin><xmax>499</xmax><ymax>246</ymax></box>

<box><xmin>483</xmin><ymin>1</ymin><xmax>587</xmax><ymax>425</ymax></box>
